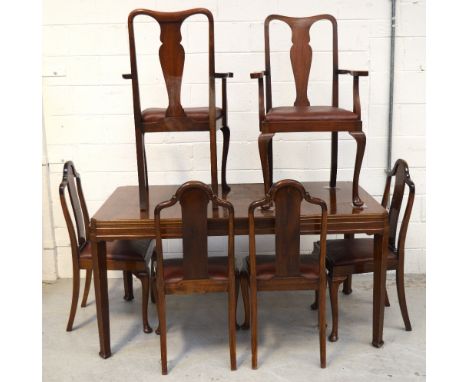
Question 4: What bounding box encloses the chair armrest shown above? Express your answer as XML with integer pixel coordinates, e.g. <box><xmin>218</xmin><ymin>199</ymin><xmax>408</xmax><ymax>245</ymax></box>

<box><xmin>250</xmin><ymin>71</ymin><xmax>267</xmax><ymax>121</ymax></box>
<box><xmin>214</xmin><ymin>72</ymin><xmax>234</xmax><ymax>79</ymax></box>
<box><xmin>337</xmin><ymin>69</ymin><xmax>369</xmax><ymax>77</ymax></box>
<box><xmin>250</xmin><ymin>71</ymin><xmax>267</xmax><ymax>79</ymax></box>
<box><xmin>337</xmin><ymin>70</ymin><xmax>368</xmax><ymax>118</ymax></box>
<box><xmin>122</xmin><ymin>73</ymin><xmax>132</xmax><ymax>79</ymax></box>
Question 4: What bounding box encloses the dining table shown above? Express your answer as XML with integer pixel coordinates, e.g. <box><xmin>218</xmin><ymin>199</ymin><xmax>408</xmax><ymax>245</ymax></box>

<box><xmin>89</xmin><ymin>181</ymin><xmax>389</xmax><ymax>358</ymax></box>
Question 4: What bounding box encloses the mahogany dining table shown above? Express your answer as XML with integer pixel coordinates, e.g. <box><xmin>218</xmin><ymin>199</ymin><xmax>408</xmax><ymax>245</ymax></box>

<box><xmin>89</xmin><ymin>181</ymin><xmax>389</xmax><ymax>358</ymax></box>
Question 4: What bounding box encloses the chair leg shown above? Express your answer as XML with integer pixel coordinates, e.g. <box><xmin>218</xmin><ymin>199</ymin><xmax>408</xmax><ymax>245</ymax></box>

<box><xmin>385</xmin><ymin>287</ymin><xmax>390</xmax><ymax>307</ymax></box>
<box><xmin>66</xmin><ymin>266</ymin><xmax>80</xmax><ymax>332</ymax></box>
<box><xmin>311</xmin><ymin>290</ymin><xmax>318</xmax><ymax>310</ymax></box>
<box><xmin>81</xmin><ymin>269</ymin><xmax>92</xmax><ymax>307</ymax></box>
<box><xmin>235</xmin><ymin>272</ymin><xmax>240</xmax><ymax>329</ymax></box>
<box><xmin>209</xmin><ymin>126</ymin><xmax>219</xmax><ymax>195</ymax></box>
<box><xmin>250</xmin><ymin>278</ymin><xmax>258</xmax><ymax>369</ymax></box>
<box><xmin>330</xmin><ymin>132</ymin><xmax>338</xmax><ymax>187</ymax></box>
<box><xmin>228</xmin><ymin>276</ymin><xmax>237</xmax><ymax>370</ymax></box>
<box><xmin>123</xmin><ymin>271</ymin><xmax>134</xmax><ymax>301</ymax></box>
<box><xmin>258</xmin><ymin>133</ymin><xmax>274</xmax><ymax>196</ymax></box>
<box><xmin>152</xmin><ymin>276</ymin><xmax>160</xmax><ymax>335</ymax></box>
<box><xmin>349</xmin><ymin>131</ymin><xmax>366</xmax><ymax>207</ymax></box>
<box><xmin>396</xmin><ymin>269</ymin><xmax>412</xmax><ymax>331</ymax></box>
<box><xmin>329</xmin><ymin>276</ymin><xmax>345</xmax><ymax>342</ymax></box>
<box><xmin>135</xmin><ymin>272</ymin><xmax>152</xmax><ymax>334</ymax></box>
<box><xmin>318</xmin><ymin>282</ymin><xmax>327</xmax><ymax>368</ymax></box>
<box><xmin>343</xmin><ymin>275</ymin><xmax>353</xmax><ymax>295</ymax></box>
<box><xmin>221</xmin><ymin>125</ymin><xmax>231</xmax><ymax>193</ymax></box>
<box><xmin>157</xmin><ymin>285</ymin><xmax>168</xmax><ymax>374</ymax></box>
<box><xmin>240</xmin><ymin>271</ymin><xmax>250</xmax><ymax>329</ymax></box>
<box><xmin>150</xmin><ymin>257</ymin><xmax>156</xmax><ymax>304</ymax></box>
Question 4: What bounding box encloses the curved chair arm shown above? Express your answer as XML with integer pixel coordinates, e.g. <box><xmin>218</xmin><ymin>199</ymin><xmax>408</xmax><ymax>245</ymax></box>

<box><xmin>214</xmin><ymin>72</ymin><xmax>234</xmax><ymax>121</ymax></box>
<box><xmin>337</xmin><ymin>69</ymin><xmax>368</xmax><ymax>119</ymax></box>
<box><xmin>250</xmin><ymin>70</ymin><xmax>268</xmax><ymax>122</ymax></box>
<box><xmin>337</xmin><ymin>69</ymin><xmax>368</xmax><ymax>77</ymax></box>
<box><xmin>214</xmin><ymin>72</ymin><xmax>234</xmax><ymax>78</ymax></box>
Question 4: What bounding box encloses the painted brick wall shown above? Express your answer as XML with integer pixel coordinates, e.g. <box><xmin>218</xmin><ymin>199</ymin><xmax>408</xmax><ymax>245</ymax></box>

<box><xmin>42</xmin><ymin>0</ymin><xmax>425</xmax><ymax>280</ymax></box>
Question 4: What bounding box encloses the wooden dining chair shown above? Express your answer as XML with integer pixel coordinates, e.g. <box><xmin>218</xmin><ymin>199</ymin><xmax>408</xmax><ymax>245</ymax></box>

<box><xmin>311</xmin><ymin>159</ymin><xmax>415</xmax><ymax>341</ymax></box>
<box><xmin>124</xmin><ymin>8</ymin><xmax>233</xmax><ymax>211</ymax></box>
<box><xmin>251</xmin><ymin>14</ymin><xmax>368</xmax><ymax>207</ymax></box>
<box><xmin>153</xmin><ymin>181</ymin><xmax>239</xmax><ymax>374</ymax></box>
<box><xmin>59</xmin><ymin>161</ymin><xmax>154</xmax><ymax>333</ymax></box>
<box><xmin>239</xmin><ymin>179</ymin><xmax>328</xmax><ymax>369</ymax></box>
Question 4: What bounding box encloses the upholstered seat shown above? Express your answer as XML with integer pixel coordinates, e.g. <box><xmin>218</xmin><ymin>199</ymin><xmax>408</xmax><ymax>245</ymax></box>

<box><xmin>79</xmin><ymin>239</ymin><xmax>153</xmax><ymax>264</ymax></box>
<box><xmin>246</xmin><ymin>255</ymin><xmax>320</xmax><ymax>281</ymax></box>
<box><xmin>142</xmin><ymin>107</ymin><xmax>223</xmax><ymax>124</ymax></box>
<box><xmin>323</xmin><ymin>239</ymin><xmax>397</xmax><ymax>267</ymax></box>
<box><xmin>265</xmin><ymin>106</ymin><xmax>359</xmax><ymax>122</ymax></box>
<box><xmin>162</xmin><ymin>256</ymin><xmax>229</xmax><ymax>283</ymax></box>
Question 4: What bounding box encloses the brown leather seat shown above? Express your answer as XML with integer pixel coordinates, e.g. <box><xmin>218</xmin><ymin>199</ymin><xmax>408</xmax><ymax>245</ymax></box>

<box><xmin>142</xmin><ymin>107</ymin><xmax>223</xmax><ymax>123</ymax></box>
<box><xmin>265</xmin><ymin>106</ymin><xmax>359</xmax><ymax>122</ymax></box>
<box><xmin>247</xmin><ymin>254</ymin><xmax>320</xmax><ymax>281</ymax></box>
<box><xmin>80</xmin><ymin>239</ymin><xmax>153</xmax><ymax>263</ymax></box>
<box><xmin>163</xmin><ymin>256</ymin><xmax>229</xmax><ymax>283</ymax></box>
<box><xmin>324</xmin><ymin>238</ymin><xmax>397</xmax><ymax>267</ymax></box>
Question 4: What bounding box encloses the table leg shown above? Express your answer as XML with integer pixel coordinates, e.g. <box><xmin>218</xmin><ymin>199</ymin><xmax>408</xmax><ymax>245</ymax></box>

<box><xmin>92</xmin><ymin>239</ymin><xmax>111</xmax><ymax>358</ymax></box>
<box><xmin>372</xmin><ymin>228</ymin><xmax>388</xmax><ymax>347</ymax></box>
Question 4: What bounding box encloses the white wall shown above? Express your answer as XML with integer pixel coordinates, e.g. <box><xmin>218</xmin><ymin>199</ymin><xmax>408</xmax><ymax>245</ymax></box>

<box><xmin>42</xmin><ymin>0</ymin><xmax>425</xmax><ymax>279</ymax></box>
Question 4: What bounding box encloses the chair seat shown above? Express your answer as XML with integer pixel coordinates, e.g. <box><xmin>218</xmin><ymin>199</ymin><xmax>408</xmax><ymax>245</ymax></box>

<box><xmin>141</xmin><ymin>107</ymin><xmax>223</xmax><ymax>123</ymax></box>
<box><xmin>246</xmin><ymin>254</ymin><xmax>320</xmax><ymax>281</ymax></box>
<box><xmin>324</xmin><ymin>238</ymin><xmax>397</xmax><ymax>267</ymax></box>
<box><xmin>80</xmin><ymin>239</ymin><xmax>153</xmax><ymax>263</ymax></box>
<box><xmin>264</xmin><ymin>106</ymin><xmax>359</xmax><ymax>122</ymax></box>
<box><xmin>162</xmin><ymin>256</ymin><xmax>229</xmax><ymax>283</ymax></box>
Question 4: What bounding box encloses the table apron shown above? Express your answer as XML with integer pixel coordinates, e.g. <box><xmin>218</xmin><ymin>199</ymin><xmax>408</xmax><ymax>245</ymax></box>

<box><xmin>90</xmin><ymin>217</ymin><xmax>386</xmax><ymax>241</ymax></box>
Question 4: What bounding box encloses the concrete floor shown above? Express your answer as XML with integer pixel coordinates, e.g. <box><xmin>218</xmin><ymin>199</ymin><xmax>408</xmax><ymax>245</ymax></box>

<box><xmin>43</xmin><ymin>274</ymin><xmax>425</xmax><ymax>381</ymax></box>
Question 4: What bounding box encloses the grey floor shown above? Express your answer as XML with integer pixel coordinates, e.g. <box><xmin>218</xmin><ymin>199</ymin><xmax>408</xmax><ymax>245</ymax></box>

<box><xmin>43</xmin><ymin>274</ymin><xmax>425</xmax><ymax>381</ymax></box>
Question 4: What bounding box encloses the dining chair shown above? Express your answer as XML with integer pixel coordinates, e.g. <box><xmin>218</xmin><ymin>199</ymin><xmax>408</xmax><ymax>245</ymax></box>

<box><xmin>239</xmin><ymin>179</ymin><xmax>328</xmax><ymax>369</ymax></box>
<box><xmin>59</xmin><ymin>161</ymin><xmax>154</xmax><ymax>333</ymax></box>
<box><xmin>311</xmin><ymin>159</ymin><xmax>415</xmax><ymax>341</ymax></box>
<box><xmin>124</xmin><ymin>8</ymin><xmax>233</xmax><ymax>211</ymax></box>
<box><xmin>153</xmin><ymin>181</ymin><xmax>241</xmax><ymax>374</ymax></box>
<box><xmin>251</xmin><ymin>14</ymin><xmax>368</xmax><ymax>207</ymax></box>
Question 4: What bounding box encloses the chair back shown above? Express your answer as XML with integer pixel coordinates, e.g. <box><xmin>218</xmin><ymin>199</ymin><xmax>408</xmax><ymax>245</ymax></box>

<box><xmin>248</xmin><ymin>179</ymin><xmax>328</xmax><ymax>278</ymax></box>
<box><xmin>263</xmin><ymin>14</ymin><xmax>339</xmax><ymax>110</ymax></box>
<box><xmin>381</xmin><ymin>159</ymin><xmax>416</xmax><ymax>254</ymax></box>
<box><xmin>59</xmin><ymin>161</ymin><xmax>90</xmax><ymax>262</ymax></box>
<box><xmin>127</xmin><ymin>8</ymin><xmax>216</xmax><ymax>126</ymax></box>
<box><xmin>154</xmin><ymin>181</ymin><xmax>235</xmax><ymax>281</ymax></box>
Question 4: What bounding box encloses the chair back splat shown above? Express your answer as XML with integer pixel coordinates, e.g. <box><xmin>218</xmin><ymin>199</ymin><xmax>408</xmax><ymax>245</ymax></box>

<box><xmin>59</xmin><ymin>161</ymin><xmax>90</xmax><ymax>255</ymax></box>
<box><xmin>127</xmin><ymin>8</ymin><xmax>215</xmax><ymax>123</ymax></box>
<box><xmin>264</xmin><ymin>15</ymin><xmax>338</xmax><ymax>110</ymax></box>
<box><xmin>381</xmin><ymin>159</ymin><xmax>416</xmax><ymax>254</ymax></box>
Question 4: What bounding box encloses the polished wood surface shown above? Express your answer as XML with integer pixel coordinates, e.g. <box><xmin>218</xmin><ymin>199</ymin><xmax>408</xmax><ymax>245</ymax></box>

<box><xmin>124</xmin><ymin>8</ymin><xmax>233</xmax><ymax>210</ymax></box>
<box><xmin>252</xmin><ymin>14</ymin><xmax>369</xmax><ymax>206</ymax></box>
<box><xmin>312</xmin><ymin>159</ymin><xmax>415</xmax><ymax>342</ymax></box>
<box><xmin>90</xmin><ymin>181</ymin><xmax>389</xmax><ymax>358</ymax></box>
<box><xmin>240</xmin><ymin>180</ymin><xmax>328</xmax><ymax>369</ymax></box>
<box><xmin>93</xmin><ymin>182</ymin><xmax>385</xmax><ymax>239</ymax></box>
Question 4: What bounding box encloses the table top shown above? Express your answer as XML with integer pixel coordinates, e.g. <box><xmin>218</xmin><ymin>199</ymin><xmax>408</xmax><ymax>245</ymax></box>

<box><xmin>91</xmin><ymin>182</ymin><xmax>387</xmax><ymax>239</ymax></box>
